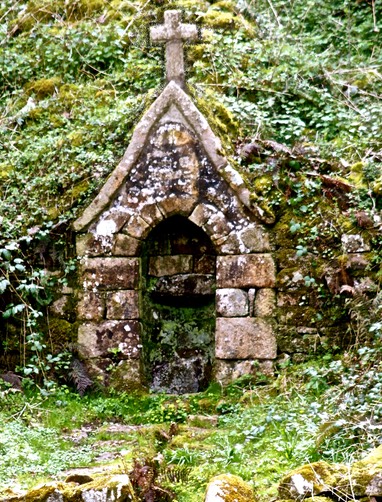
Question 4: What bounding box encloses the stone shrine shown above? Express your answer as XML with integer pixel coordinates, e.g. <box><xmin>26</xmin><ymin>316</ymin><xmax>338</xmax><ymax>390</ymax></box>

<box><xmin>73</xmin><ymin>10</ymin><xmax>276</xmax><ymax>392</ymax></box>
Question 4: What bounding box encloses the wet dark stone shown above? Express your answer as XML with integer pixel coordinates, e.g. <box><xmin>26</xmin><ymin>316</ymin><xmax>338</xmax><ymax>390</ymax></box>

<box><xmin>150</xmin><ymin>274</ymin><xmax>215</xmax><ymax>298</ymax></box>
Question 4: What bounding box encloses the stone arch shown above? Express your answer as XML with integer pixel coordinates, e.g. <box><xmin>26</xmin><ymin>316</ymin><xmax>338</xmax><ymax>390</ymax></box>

<box><xmin>140</xmin><ymin>215</ymin><xmax>216</xmax><ymax>394</ymax></box>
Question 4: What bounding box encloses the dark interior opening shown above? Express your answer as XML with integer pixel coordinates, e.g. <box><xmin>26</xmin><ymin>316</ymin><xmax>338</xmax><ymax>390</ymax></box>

<box><xmin>141</xmin><ymin>215</ymin><xmax>216</xmax><ymax>394</ymax></box>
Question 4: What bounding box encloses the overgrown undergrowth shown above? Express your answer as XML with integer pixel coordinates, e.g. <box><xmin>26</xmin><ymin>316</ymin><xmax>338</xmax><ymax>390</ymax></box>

<box><xmin>2</xmin><ymin>351</ymin><xmax>382</xmax><ymax>501</ymax></box>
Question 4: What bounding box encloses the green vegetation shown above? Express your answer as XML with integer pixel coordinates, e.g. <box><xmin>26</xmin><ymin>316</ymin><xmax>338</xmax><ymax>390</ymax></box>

<box><xmin>1</xmin><ymin>0</ymin><xmax>382</xmax><ymax>498</ymax></box>
<box><xmin>2</xmin><ymin>350</ymin><xmax>382</xmax><ymax>500</ymax></box>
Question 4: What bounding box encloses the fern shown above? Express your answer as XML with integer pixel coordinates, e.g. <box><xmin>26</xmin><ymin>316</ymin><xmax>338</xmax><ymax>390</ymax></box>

<box><xmin>69</xmin><ymin>358</ymin><xmax>92</xmax><ymax>396</ymax></box>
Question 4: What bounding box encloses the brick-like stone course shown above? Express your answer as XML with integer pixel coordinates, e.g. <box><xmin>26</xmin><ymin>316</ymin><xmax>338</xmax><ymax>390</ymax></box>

<box><xmin>217</xmin><ymin>254</ymin><xmax>275</xmax><ymax>288</ymax></box>
<box><xmin>77</xmin><ymin>292</ymin><xmax>105</xmax><ymax>321</ymax></box>
<box><xmin>216</xmin><ymin>289</ymin><xmax>249</xmax><ymax>317</ymax></box>
<box><xmin>106</xmin><ymin>290</ymin><xmax>140</xmax><ymax>319</ymax></box>
<box><xmin>81</xmin><ymin>257</ymin><xmax>140</xmax><ymax>290</ymax></box>
<box><xmin>215</xmin><ymin>318</ymin><xmax>276</xmax><ymax>359</ymax></box>
<box><xmin>149</xmin><ymin>255</ymin><xmax>193</xmax><ymax>277</ymax></box>
<box><xmin>78</xmin><ymin>320</ymin><xmax>141</xmax><ymax>359</ymax></box>
<box><xmin>254</xmin><ymin>288</ymin><xmax>276</xmax><ymax>317</ymax></box>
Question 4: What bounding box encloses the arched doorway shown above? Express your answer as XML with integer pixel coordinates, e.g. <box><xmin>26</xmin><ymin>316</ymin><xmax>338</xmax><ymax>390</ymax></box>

<box><xmin>141</xmin><ymin>215</ymin><xmax>216</xmax><ymax>393</ymax></box>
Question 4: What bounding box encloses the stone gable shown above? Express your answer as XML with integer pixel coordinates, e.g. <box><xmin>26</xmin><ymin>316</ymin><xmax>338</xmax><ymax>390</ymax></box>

<box><xmin>74</xmin><ymin>11</ymin><xmax>276</xmax><ymax>392</ymax></box>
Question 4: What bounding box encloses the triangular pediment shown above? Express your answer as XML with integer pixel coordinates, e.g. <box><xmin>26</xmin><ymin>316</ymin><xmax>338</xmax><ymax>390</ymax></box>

<box><xmin>73</xmin><ymin>81</ymin><xmax>252</xmax><ymax>232</ymax></box>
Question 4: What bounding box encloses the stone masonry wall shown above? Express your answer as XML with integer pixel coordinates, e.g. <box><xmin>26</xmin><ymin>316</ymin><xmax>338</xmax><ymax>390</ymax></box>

<box><xmin>75</xmin><ymin>117</ymin><xmax>277</xmax><ymax>390</ymax></box>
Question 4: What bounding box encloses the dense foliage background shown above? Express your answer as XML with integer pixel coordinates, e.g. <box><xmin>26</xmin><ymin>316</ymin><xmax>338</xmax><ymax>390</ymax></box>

<box><xmin>1</xmin><ymin>0</ymin><xmax>382</xmax><ymax>499</ymax></box>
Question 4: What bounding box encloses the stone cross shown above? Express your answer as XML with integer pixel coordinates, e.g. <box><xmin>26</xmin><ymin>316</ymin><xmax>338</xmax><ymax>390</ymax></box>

<box><xmin>150</xmin><ymin>10</ymin><xmax>198</xmax><ymax>88</ymax></box>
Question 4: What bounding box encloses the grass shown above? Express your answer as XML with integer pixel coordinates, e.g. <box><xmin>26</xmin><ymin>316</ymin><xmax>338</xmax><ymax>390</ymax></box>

<box><xmin>0</xmin><ymin>359</ymin><xmax>380</xmax><ymax>500</ymax></box>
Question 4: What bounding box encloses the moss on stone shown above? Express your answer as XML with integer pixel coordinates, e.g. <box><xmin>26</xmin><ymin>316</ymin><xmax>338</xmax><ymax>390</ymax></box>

<box><xmin>205</xmin><ymin>473</ymin><xmax>254</xmax><ymax>501</ymax></box>
<box><xmin>48</xmin><ymin>318</ymin><xmax>77</xmax><ymax>346</ymax></box>
<box><xmin>192</xmin><ymin>87</ymin><xmax>240</xmax><ymax>154</ymax></box>
<box><xmin>25</xmin><ymin>78</ymin><xmax>61</xmax><ymax>100</ymax></box>
<box><xmin>278</xmin><ymin>461</ymin><xmax>347</xmax><ymax>500</ymax></box>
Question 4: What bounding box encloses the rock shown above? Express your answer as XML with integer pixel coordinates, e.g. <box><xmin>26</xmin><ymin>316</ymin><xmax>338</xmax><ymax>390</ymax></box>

<box><xmin>278</xmin><ymin>461</ymin><xmax>348</xmax><ymax>500</ymax></box>
<box><xmin>12</xmin><ymin>474</ymin><xmax>136</xmax><ymax>502</ymax></box>
<box><xmin>80</xmin><ymin>257</ymin><xmax>140</xmax><ymax>290</ymax></box>
<box><xmin>215</xmin><ymin>318</ymin><xmax>276</xmax><ymax>359</ymax></box>
<box><xmin>366</xmin><ymin>473</ymin><xmax>382</xmax><ymax>496</ymax></box>
<box><xmin>78</xmin><ymin>321</ymin><xmax>142</xmax><ymax>359</ymax></box>
<box><xmin>217</xmin><ymin>254</ymin><xmax>276</xmax><ymax>289</ymax></box>
<box><xmin>349</xmin><ymin>444</ymin><xmax>382</xmax><ymax>497</ymax></box>
<box><xmin>77</xmin><ymin>291</ymin><xmax>105</xmax><ymax>321</ymax></box>
<box><xmin>215</xmin><ymin>359</ymin><xmax>274</xmax><ymax>385</ymax></box>
<box><xmin>205</xmin><ymin>473</ymin><xmax>254</xmax><ymax>501</ymax></box>
<box><xmin>216</xmin><ymin>288</ymin><xmax>249</xmax><ymax>317</ymax></box>
<box><xmin>106</xmin><ymin>290</ymin><xmax>140</xmax><ymax>320</ymax></box>
<box><xmin>150</xmin><ymin>273</ymin><xmax>215</xmax><ymax>297</ymax></box>
<box><xmin>113</xmin><ymin>234</ymin><xmax>141</xmax><ymax>256</ymax></box>
<box><xmin>149</xmin><ymin>255</ymin><xmax>193</xmax><ymax>276</ymax></box>
<box><xmin>341</xmin><ymin>234</ymin><xmax>370</xmax><ymax>253</ymax></box>
<box><xmin>254</xmin><ymin>288</ymin><xmax>275</xmax><ymax>317</ymax></box>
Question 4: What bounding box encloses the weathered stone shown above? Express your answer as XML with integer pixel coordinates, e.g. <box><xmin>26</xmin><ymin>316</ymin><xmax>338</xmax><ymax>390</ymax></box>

<box><xmin>276</xmin><ymin>328</ymin><xmax>321</xmax><ymax>353</ymax></box>
<box><xmin>122</xmin><ymin>214</ymin><xmax>151</xmax><ymax>239</ymax></box>
<box><xmin>194</xmin><ymin>255</ymin><xmax>215</xmax><ymax>274</ymax></box>
<box><xmin>366</xmin><ymin>474</ymin><xmax>382</xmax><ymax>496</ymax></box>
<box><xmin>254</xmin><ymin>288</ymin><xmax>276</xmax><ymax>317</ymax></box>
<box><xmin>189</xmin><ymin>203</ymin><xmax>217</xmax><ymax>227</ymax></box>
<box><xmin>106</xmin><ymin>290</ymin><xmax>139</xmax><ymax>320</ymax></box>
<box><xmin>248</xmin><ymin>288</ymin><xmax>256</xmax><ymax>316</ymax></box>
<box><xmin>157</xmin><ymin>195</ymin><xmax>196</xmax><ymax>218</ymax></box>
<box><xmin>341</xmin><ymin>233</ymin><xmax>370</xmax><ymax>252</ymax></box>
<box><xmin>346</xmin><ymin>253</ymin><xmax>370</xmax><ymax>270</ymax></box>
<box><xmin>278</xmin><ymin>306</ymin><xmax>319</xmax><ymax>326</ymax></box>
<box><xmin>49</xmin><ymin>296</ymin><xmax>71</xmax><ymax>319</ymax></box>
<box><xmin>277</xmin><ymin>292</ymin><xmax>304</xmax><ymax>307</ymax></box>
<box><xmin>139</xmin><ymin>202</ymin><xmax>163</xmax><ymax>227</ymax></box>
<box><xmin>216</xmin><ymin>288</ymin><xmax>248</xmax><ymax>317</ymax></box>
<box><xmin>239</xmin><ymin>224</ymin><xmax>271</xmax><ymax>252</ymax></box>
<box><xmin>151</xmin><ymin>273</ymin><xmax>215</xmax><ymax>297</ymax></box>
<box><xmin>77</xmin><ymin>292</ymin><xmax>105</xmax><ymax>321</ymax></box>
<box><xmin>10</xmin><ymin>475</ymin><xmax>137</xmax><ymax>502</ymax></box>
<box><xmin>349</xmin><ymin>445</ymin><xmax>382</xmax><ymax>497</ymax></box>
<box><xmin>216</xmin><ymin>318</ymin><xmax>276</xmax><ymax>359</ymax></box>
<box><xmin>76</xmin><ymin>233</ymin><xmax>114</xmax><ymax>257</ymax></box>
<box><xmin>205</xmin><ymin>474</ymin><xmax>254</xmax><ymax>502</ymax></box>
<box><xmin>278</xmin><ymin>461</ymin><xmax>348</xmax><ymax>500</ymax></box>
<box><xmin>149</xmin><ymin>255</ymin><xmax>193</xmax><ymax>277</ymax></box>
<box><xmin>112</xmin><ymin>233</ymin><xmax>141</xmax><ymax>256</ymax></box>
<box><xmin>80</xmin><ymin>257</ymin><xmax>140</xmax><ymax>290</ymax></box>
<box><xmin>277</xmin><ymin>268</ymin><xmax>307</xmax><ymax>290</ymax></box>
<box><xmin>95</xmin><ymin>212</ymin><xmax>128</xmax><ymax>235</ymax></box>
<box><xmin>78</xmin><ymin>321</ymin><xmax>141</xmax><ymax>359</ymax></box>
<box><xmin>203</xmin><ymin>210</ymin><xmax>231</xmax><ymax>241</ymax></box>
<box><xmin>150</xmin><ymin>9</ymin><xmax>198</xmax><ymax>87</ymax></box>
<box><xmin>108</xmin><ymin>359</ymin><xmax>143</xmax><ymax>391</ymax></box>
<box><xmin>215</xmin><ymin>359</ymin><xmax>274</xmax><ymax>385</ymax></box>
<box><xmin>217</xmin><ymin>254</ymin><xmax>275</xmax><ymax>288</ymax></box>
<box><xmin>151</xmin><ymin>354</ymin><xmax>210</xmax><ymax>394</ymax></box>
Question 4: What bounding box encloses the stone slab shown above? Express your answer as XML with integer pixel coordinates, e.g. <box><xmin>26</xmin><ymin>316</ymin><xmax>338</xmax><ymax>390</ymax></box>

<box><xmin>194</xmin><ymin>255</ymin><xmax>215</xmax><ymax>274</ymax></box>
<box><xmin>151</xmin><ymin>273</ymin><xmax>215</xmax><ymax>297</ymax></box>
<box><xmin>254</xmin><ymin>288</ymin><xmax>276</xmax><ymax>317</ymax></box>
<box><xmin>77</xmin><ymin>292</ymin><xmax>105</xmax><ymax>321</ymax></box>
<box><xmin>215</xmin><ymin>359</ymin><xmax>274</xmax><ymax>385</ymax></box>
<box><xmin>122</xmin><ymin>214</ymin><xmax>150</xmax><ymax>239</ymax></box>
<box><xmin>149</xmin><ymin>255</ymin><xmax>193</xmax><ymax>277</ymax></box>
<box><xmin>215</xmin><ymin>318</ymin><xmax>276</xmax><ymax>359</ymax></box>
<box><xmin>76</xmin><ymin>233</ymin><xmax>114</xmax><ymax>257</ymax></box>
<box><xmin>216</xmin><ymin>288</ymin><xmax>249</xmax><ymax>317</ymax></box>
<box><xmin>217</xmin><ymin>254</ymin><xmax>275</xmax><ymax>288</ymax></box>
<box><xmin>78</xmin><ymin>321</ymin><xmax>141</xmax><ymax>359</ymax></box>
<box><xmin>106</xmin><ymin>290</ymin><xmax>140</xmax><ymax>320</ymax></box>
<box><xmin>112</xmin><ymin>233</ymin><xmax>141</xmax><ymax>256</ymax></box>
<box><xmin>80</xmin><ymin>257</ymin><xmax>140</xmax><ymax>290</ymax></box>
